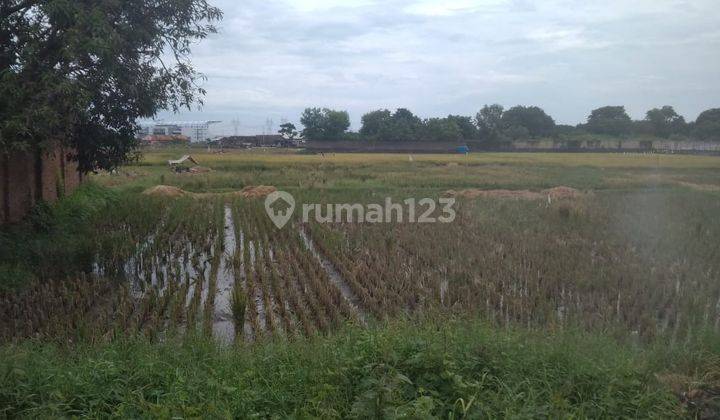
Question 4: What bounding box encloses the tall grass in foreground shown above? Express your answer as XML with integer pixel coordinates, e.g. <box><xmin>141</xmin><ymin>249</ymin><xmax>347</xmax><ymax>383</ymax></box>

<box><xmin>3</xmin><ymin>318</ymin><xmax>711</xmax><ymax>418</ymax></box>
<box><xmin>0</xmin><ymin>182</ymin><xmax>129</xmax><ymax>286</ymax></box>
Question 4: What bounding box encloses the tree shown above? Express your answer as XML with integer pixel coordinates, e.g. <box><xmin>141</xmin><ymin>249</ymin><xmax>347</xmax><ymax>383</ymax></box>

<box><xmin>0</xmin><ymin>0</ymin><xmax>222</xmax><ymax>172</ymax></box>
<box><xmin>390</xmin><ymin>108</ymin><xmax>423</xmax><ymax>142</ymax></box>
<box><xmin>556</xmin><ymin>124</ymin><xmax>583</xmax><ymax>136</ymax></box>
<box><xmin>359</xmin><ymin>109</ymin><xmax>480</xmax><ymax>142</ymax></box>
<box><xmin>446</xmin><ymin>115</ymin><xmax>478</xmax><ymax>140</ymax></box>
<box><xmin>299</xmin><ymin>108</ymin><xmax>325</xmax><ymax>141</ymax></box>
<box><xmin>475</xmin><ymin>104</ymin><xmax>504</xmax><ymax>141</ymax></box>
<box><xmin>360</xmin><ymin>109</ymin><xmax>392</xmax><ymax>139</ymax></box>
<box><xmin>278</xmin><ymin>123</ymin><xmax>299</xmax><ymax>140</ymax></box>
<box><xmin>300</xmin><ymin>108</ymin><xmax>350</xmax><ymax>141</ymax></box>
<box><xmin>325</xmin><ymin>109</ymin><xmax>351</xmax><ymax>140</ymax></box>
<box><xmin>359</xmin><ymin>108</ymin><xmax>423</xmax><ymax>142</ymax></box>
<box><xmin>503</xmin><ymin>125</ymin><xmax>530</xmax><ymax>141</ymax></box>
<box><xmin>501</xmin><ymin>106</ymin><xmax>555</xmax><ymax>139</ymax></box>
<box><xmin>645</xmin><ymin>106</ymin><xmax>686</xmax><ymax>138</ymax></box>
<box><xmin>693</xmin><ymin>108</ymin><xmax>720</xmax><ymax>141</ymax></box>
<box><xmin>586</xmin><ymin>106</ymin><xmax>632</xmax><ymax>136</ymax></box>
<box><xmin>422</xmin><ymin>118</ymin><xmax>462</xmax><ymax>142</ymax></box>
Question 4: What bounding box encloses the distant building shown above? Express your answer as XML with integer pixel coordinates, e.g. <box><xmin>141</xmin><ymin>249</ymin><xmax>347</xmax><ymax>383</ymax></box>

<box><xmin>154</xmin><ymin>125</ymin><xmax>182</xmax><ymax>136</ymax></box>
<box><xmin>138</xmin><ymin>121</ymin><xmax>221</xmax><ymax>142</ymax></box>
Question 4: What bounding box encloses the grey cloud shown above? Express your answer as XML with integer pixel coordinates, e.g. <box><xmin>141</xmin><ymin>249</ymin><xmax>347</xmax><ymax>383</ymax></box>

<box><xmin>154</xmin><ymin>0</ymin><xmax>720</xmax><ymax>135</ymax></box>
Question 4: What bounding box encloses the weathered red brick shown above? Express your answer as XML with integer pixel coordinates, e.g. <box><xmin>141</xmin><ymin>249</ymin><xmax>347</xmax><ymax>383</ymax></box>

<box><xmin>1</xmin><ymin>144</ymin><xmax>84</xmax><ymax>224</ymax></box>
<box><xmin>41</xmin><ymin>147</ymin><xmax>61</xmax><ymax>202</ymax></box>
<box><xmin>5</xmin><ymin>149</ymin><xmax>36</xmax><ymax>223</ymax></box>
<box><xmin>1</xmin><ymin>154</ymin><xmax>7</xmax><ymax>223</ymax></box>
<box><xmin>63</xmin><ymin>151</ymin><xmax>81</xmax><ymax>193</ymax></box>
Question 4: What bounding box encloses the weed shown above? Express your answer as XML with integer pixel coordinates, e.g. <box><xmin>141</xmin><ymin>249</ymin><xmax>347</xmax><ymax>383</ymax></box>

<box><xmin>230</xmin><ymin>281</ymin><xmax>246</xmax><ymax>341</ymax></box>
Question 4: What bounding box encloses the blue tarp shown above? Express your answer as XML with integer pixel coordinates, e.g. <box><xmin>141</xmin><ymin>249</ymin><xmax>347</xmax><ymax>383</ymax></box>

<box><xmin>456</xmin><ymin>145</ymin><xmax>470</xmax><ymax>154</ymax></box>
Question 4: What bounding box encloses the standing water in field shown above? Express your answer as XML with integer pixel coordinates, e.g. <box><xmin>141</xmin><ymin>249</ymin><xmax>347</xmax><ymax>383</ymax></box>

<box><xmin>213</xmin><ymin>205</ymin><xmax>237</xmax><ymax>343</ymax></box>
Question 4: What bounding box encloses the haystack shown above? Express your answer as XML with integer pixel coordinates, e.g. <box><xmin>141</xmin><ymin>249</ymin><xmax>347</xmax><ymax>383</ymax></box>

<box><xmin>142</xmin><ymin>185</ymin><xmax>187</xmax><ymax>198</ymax></box>
<box><xmin>444</xmin><ymin>186</ymin><xmax>581</xmax><ymax>200</ymax></box>
<box><xmin>236</xmin><ymin>185</ymin><xmax>277</xmax><ymax>198</ymax></box>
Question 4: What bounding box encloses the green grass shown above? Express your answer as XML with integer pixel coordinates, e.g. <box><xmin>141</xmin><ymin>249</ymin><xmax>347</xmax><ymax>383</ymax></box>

<box><xmin>0</xmin><ymin>183</ymin><xmax>122</xmax><ymax>288</ymax></box>
<box><xmin>2</xmin><ymin>318</ymin><xmax>710</xmax><ymax>418</ymax></box>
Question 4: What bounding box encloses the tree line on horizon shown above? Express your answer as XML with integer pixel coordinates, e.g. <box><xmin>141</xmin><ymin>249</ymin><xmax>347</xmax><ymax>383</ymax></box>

<box><xmin>289</xmin><ymin>105</ymin><xmax>720</xmax><ymax>144</ymax></box>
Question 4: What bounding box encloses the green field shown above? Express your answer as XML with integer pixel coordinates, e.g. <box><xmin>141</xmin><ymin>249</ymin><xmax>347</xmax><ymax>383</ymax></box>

<box><xmin>101</xmin><ymin>149</ymin><xmax>720</xmax><ymax>194</ymax></box>
<box><xmin>2</xmin><ymin>149</ymin><xmax>720</xmax><ymax>417</ymax></box>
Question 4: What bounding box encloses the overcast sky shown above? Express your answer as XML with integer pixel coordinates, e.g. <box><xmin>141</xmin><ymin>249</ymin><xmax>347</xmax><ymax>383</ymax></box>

<box><xmin>152</xmin><ymin>0</ymin><xmax>720</xmax><ymax>136</ymax></box>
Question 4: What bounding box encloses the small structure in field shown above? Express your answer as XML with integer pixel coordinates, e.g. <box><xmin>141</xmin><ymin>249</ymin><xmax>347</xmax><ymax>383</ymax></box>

<box><xmin>168</xmin><ymin>155</ymin><xmax>201</xmax><ymax>173</ymax></box>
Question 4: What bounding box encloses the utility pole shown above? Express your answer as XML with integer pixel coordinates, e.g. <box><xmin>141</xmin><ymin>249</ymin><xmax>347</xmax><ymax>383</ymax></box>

<box><xmin>264</xmin><ymin>118</ymin><xmax>274</xmax><ymax>146</ymax></box>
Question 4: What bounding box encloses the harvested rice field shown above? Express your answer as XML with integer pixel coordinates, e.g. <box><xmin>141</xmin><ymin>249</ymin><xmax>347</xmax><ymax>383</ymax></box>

<box><xmin>2</xmin><ymin>149</ymin><xmax>720</xmax><ymax>417</ymax></box>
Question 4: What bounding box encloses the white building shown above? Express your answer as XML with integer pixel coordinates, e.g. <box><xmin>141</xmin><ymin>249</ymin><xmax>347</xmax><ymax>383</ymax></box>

<box><xmin>138</xmin><ymin>121</ymin><xmax>221</xmax><ymax>142</ymax></box>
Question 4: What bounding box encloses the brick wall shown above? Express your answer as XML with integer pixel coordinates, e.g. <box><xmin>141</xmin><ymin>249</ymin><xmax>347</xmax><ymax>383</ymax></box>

<box><xmin>1</xmin><ymin>144</ymin><xmax>83</xmax><ymax>224</ymax></box>
<box><xmin>63</xmin><ymin>150</ymin><xmax>81</xmax><ymax>192</ymax></box>
<box><xmin>3</xmin><ymin>149</ymin><xmax>36</xmax><ymax>223</ymax></box>
<box><xmin>306</xmin><ymin>140</ymin><xmax>467</xmax><ymax>153</ymax></box>
<box><xmin>0</xmin><ymin>154</ymin><xmax>7</xmax><ymax>223</ymax></box>
<box><xmin>40</xmin><ymin>147</ymin><xmax>60</xmax><ymax>202</ymax></box>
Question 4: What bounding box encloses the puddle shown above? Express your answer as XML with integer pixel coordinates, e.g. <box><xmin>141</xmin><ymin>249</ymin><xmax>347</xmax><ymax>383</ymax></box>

<box><xmin>235</xmin><ymin>229</ymin><xmax>253</xmax><ymax>340</ymax></box>
<box><xmin>91</xmin><ymin>207</ymin><xmax>371</xmax><ymax>341</ymax></box>
<box><xmin>212</xmin><ymin>205</ymin><xmax>237</xmax><ymax>344</ymax></box>
<box><xmin>199</xmin><ymin>244</ymin><xmax>215</xmax><ymax>308</ymax></box>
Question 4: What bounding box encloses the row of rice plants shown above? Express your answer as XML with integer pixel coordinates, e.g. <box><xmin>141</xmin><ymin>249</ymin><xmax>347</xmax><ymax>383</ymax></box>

<box><xmin>229</xmin><ymin>200</ymin><xmax>362</xmax><ymax>340</ymax></box>
<box><xmin>306</xmin><ymin>196</ymin><xmax>720</xmax><ymax>340</ymax></box>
